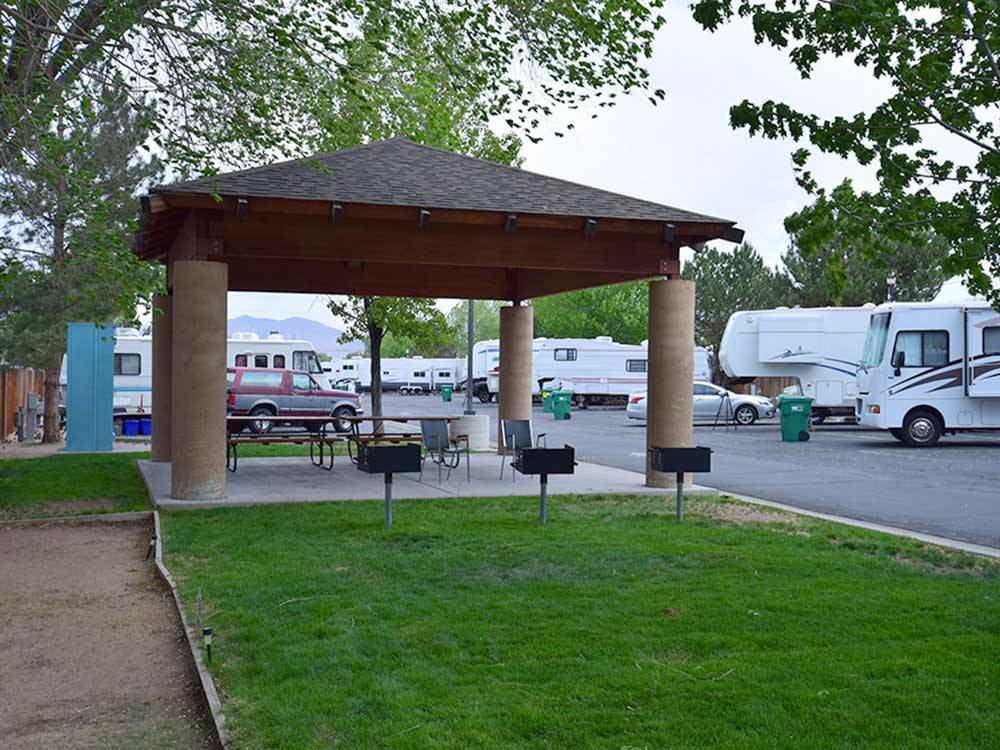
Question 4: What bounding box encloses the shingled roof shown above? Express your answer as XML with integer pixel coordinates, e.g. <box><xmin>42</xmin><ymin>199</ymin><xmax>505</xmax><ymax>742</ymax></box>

<box><xmin>155</xmin><ymin>138</ymin><xmax>734</xmax><ymax>226</ymax></box>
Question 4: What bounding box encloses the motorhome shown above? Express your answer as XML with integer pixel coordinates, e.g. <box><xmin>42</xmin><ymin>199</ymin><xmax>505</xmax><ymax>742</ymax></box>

<box><xmin>719</xmin><ymin>306</ymin><xmax>874</xmax><ymax>423</ymax></box>
<box><xmin>478</xmin><ymin>336</ymin><xmax>712</xmax><ymax>405</ymax></box>
<box><xmin>63</xmin><ymin>329</ymin><xmax>331</xmax><ymax>422</ymax></box>
<box><xmin>856</xmin><ymin>300</ymin><xmax>1000</xmax><ymax>445</ymax></box>
<box><xmin>327</xmin><ymin>356</ymin><xmax>467</xmax><ymax>394</ymax></box>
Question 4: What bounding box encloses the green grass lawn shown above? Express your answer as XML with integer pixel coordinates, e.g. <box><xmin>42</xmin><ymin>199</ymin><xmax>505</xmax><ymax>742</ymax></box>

<box><xmin>0</xmin><ymin>452</ymin><xmax>151</xmax><ymax>519</ymax></box>
<box><xmin>0</xmin><ymin>443</ymin><xmax>344</xmax><ymax>520</ymax></box>
<box><xmin>162</xmin><ymin>495</ymin><xmax>1000</xmax><ymax>750</ymax></box>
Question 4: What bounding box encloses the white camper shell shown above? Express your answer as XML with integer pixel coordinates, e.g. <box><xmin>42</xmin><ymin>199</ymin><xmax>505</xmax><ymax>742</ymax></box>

<box><xmin>719</xmin><ymin>306</ymin><xmax>874</xmax><ymax>422</ymax></box>
<box><xmin>326</xmin><ymin>356</ymin><xmax>466</xmax><ymax>394</ymax></box>
<box><xmin>856</xmin><ymin>300</ymin><xmax>1000</xmax><ymax>445</ymax></box>
<box><xmin>477</xmin><ymin>336</ymin><xmax>712</xmax><ymax>405</ymax></box>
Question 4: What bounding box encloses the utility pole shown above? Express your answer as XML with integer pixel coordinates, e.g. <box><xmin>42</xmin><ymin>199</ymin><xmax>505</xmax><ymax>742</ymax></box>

<box><xmin>464</xmin><ymin>300</ymin><xmax>475</xmax><ymax>415</ymax></box>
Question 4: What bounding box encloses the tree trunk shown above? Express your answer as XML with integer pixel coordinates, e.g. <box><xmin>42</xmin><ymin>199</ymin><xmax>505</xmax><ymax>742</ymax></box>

<box><xmin>42</xmin><ymin>355</ymin><xmax>62</xmax><ymax>443</ymax></box>
<box><xmin>370</xmin><ymin>328</ymin><xmax>384</xmax><ymax>436</ymax></box>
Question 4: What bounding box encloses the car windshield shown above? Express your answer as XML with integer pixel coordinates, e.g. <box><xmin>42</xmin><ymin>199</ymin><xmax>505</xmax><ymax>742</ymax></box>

<box><xmin>861</xmin><ymin>312</ymin><xmax>892</xmax><ymax>367</ymax></box>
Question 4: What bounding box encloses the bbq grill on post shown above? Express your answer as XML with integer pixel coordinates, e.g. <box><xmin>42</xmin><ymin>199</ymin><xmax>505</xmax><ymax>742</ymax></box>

<box><xmin>356</xmin><ymin>443</ymin><xmax>422</xmax><ymax>528</ymax></box>
<box><xmin>511</xmin><ymin>445</ymin><xmax>577</xmax><ymax>525</ymax></box>
<box><xmin>648</xmin><ymin>446</ymin><xmax>712</xmax><ymax>521</ymax></box>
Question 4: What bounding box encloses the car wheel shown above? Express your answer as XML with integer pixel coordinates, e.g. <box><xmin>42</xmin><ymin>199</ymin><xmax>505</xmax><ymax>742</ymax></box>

<box><xmin>476</xmin><ymin>388</ymin><xmax>490</xmax><ymax>403</ymax></box>
<box><xmin>248</xmin><ymin>406</ymin><xmax>275</xmax><ymax>434</ymax></box>
<box><xmin>734</xmin><ymin>404</ymin><xmax>757</xmax><ymax>425</ymax></box>
<box><xmin>332</xmin><ymin>406</ymin><xmax>355</xmax><ymax>434</ymax></box>
<box><xmin>902</xmin><ymin>410</ymin><xmax>942</xmax><ymax>447</ymax></box>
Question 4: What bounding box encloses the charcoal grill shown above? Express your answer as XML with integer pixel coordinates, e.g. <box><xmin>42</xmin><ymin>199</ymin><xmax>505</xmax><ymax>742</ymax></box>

<box><xmin>356</xmin><ymin>443</ymin><xmax>422</xmax><ymax>527</ymax></box>
<box><xmin>512</xmin><ymin>445</ymin><xmax>576</xmax><ymax>525</ymax></box>
<box><xmin>648</xmin><ymin>446</ymin><xmax>713</xmax><ymax>521</ymax></box>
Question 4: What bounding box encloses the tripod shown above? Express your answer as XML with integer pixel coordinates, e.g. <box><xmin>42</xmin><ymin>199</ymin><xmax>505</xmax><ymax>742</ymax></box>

<box><xmin>712</xmin><ymin>391</ymin><xmax>737</xmax><ymax>431</ymax></box>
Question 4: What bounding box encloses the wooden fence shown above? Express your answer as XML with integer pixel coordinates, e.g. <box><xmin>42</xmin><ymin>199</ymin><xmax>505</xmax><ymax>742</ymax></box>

<box><xmin>1</xmin><ymin>367</ymin><xmax>46</xmax><ymax>441</ymax></box>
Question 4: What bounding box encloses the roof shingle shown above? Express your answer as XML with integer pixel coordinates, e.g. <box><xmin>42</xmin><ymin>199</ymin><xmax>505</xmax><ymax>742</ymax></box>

<box><xmin>155</xmin><ymin>138</ymin><xmax>734</xmax><ymax>225</ymax></box>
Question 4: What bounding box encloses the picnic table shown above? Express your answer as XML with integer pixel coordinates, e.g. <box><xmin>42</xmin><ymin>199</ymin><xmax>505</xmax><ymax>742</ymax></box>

<box><xmin>225</xmin><ymin>415</ymin><xmax>347</xmax><ymax>472</ymax></box>
<box><xmin>342</xmin><ymin>415</ymin><xmax>465</xmax><ymax>464</ymax></box>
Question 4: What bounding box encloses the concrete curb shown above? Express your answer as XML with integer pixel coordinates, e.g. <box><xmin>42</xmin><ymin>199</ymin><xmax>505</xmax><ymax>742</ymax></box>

<box><xmin>712</xmin><ymin>489</ymin><xmax>1000</xmax><ymax>560</ymax></box>
<box><xmin>152</xmin><ymin>511</ymin><xmax>229</xmax><ymax>747</ymax></box>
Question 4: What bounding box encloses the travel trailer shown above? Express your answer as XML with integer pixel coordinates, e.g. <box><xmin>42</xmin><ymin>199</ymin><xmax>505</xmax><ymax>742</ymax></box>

<box><xmin>62</xmin><ymin>329</ymin><xmax>330</xmax><ymax>423</ymax></box>
<box><xmin>326</xmin><ymin>356</ymin><xmax>466</xmax><ymax>394</ymax></box>
<box><xmin>719</xmin><ymin>306</ymin><xmax>874</xmax><ymax>423</ymax></box>
<box><xmin>477</xmin><ymin>337</ymin><xmax>712</xmax><ymax>405</ymax></box>
<box><xmin>856</xmin><ymin>300</ymin><xmax>1000</xmax><ymax>445</ymax></box>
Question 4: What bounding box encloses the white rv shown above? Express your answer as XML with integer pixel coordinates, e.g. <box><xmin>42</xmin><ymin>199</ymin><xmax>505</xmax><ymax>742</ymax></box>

<box><xmin>719</xmin><ymin>306</ymin><xmax>874</xmax><ymax>422</ymax></box>
<box><xmin>856</xmin><ymin>300</ymin><xmax>1000</xmax><ymax>445</ymax></box>
<box><xmin>478</xmin><ymin>336</ymin><xmax>712</xmax><ymax>405</ymax></box>
<box><xmin>327</xmin><ymin>356</ymin><xmax>466</xmax><ymax>394</ymax></box>
<box><xmin>63</xmin><ymin>329</ymin><xmax>331</xmax><ymax>420</ymax></box>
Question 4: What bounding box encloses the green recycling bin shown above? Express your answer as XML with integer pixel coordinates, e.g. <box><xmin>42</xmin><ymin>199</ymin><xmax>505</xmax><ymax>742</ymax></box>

<box><xmin>551</xmin><ymin>390</ymin><xmax>573</xmax><ymax>420</ymax></box>
<box><xmin>541</xmin><ymin>388</ymin><xmax>555</xmax><ymax>413</ymax></box>
<box><xmin>778</xmin><ymin>395</ymin><xmax>813</xmax><ymax>442</ymax></box>
<box><xmin>440</xmin><ymin>384</ymin><xmax>454</xmax><ymax>402</ymax></box>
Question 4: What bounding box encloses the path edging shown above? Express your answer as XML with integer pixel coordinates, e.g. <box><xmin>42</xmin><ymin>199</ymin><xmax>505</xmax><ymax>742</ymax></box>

<box><xmin>713</xmin><ymin>488</ymin><xmax>1000</xmax><ymax>559</ymax></box>
<box><xmin>152</xmin><ymin>511</ymin><xmax>230</xmax><ymax>747</ymax></box>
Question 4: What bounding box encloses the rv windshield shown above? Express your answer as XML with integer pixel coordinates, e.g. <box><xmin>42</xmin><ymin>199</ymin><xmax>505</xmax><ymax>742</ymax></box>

<box><xmin>861</xmin><ymin>312</ymin><xmax>892</xmax><ymax>367</ymax></box>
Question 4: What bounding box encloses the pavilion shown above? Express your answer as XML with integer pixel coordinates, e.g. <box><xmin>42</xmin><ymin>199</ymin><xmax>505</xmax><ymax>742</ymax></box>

<box><xmin>133</xmin><ymin>138</ymin><xmax>742</xmax><ymax>500</ymax></box>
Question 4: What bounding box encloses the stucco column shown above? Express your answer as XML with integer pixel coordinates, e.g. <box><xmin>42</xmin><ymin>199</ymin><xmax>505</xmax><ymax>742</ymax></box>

<box><xmin>171</xmin><ymin>260</ymin><xmax>228</xmax><ymax>499</ymax></box>
<box><xmin>150</xmin><ymin>292</ymin><xmax>173</xmax><ymax>462</ymax></box>
<box><xmin>646</xmin><ymin>279</ymin><xmax>695</xmax><ymax>487</ymax></box>
<box><xmin>497</xmin><ymin>303</ymin><xmax>533</xmax><ymax>453</ymax></box>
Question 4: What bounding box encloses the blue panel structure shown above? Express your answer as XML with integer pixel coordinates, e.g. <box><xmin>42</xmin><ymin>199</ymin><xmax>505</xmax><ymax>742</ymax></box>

<box><xmin>65</xmin><ymin>322</ymin><xmax>115</xmax><ymax>452</ymax></box>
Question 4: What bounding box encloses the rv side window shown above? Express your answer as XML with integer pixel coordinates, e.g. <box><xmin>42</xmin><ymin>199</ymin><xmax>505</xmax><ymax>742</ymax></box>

<box><xmin>254</xmin><ymin>354</ymin><xmax>268</xmax><ymax>368</ymax></box>
<box><xmin>438</xmin><ymin>371</ymin><xmax>451</xmax><ymax>377</ymax></box>
<box><xmin>892</xmin><ymin>331</ymin><xmax>949</xmax><ymax>367</ymax></box>
<box><xmin>293</xmin><ymin>350</ymin><xmax>324</xmax><ymax>374</ymax></box>
<box><xmin>235</xmin><ymin>354</ymin><xmax>248</xmax><ymax>367</ymax></box>
<box><xmin>413</xmin><ymin>371</ymin><xmax>426</xmax><ymax>378</ymax></box>
<box><xmin>273</xmin><ymin>354</ymin><xmax>286</xmax><ymax>368</ymax></box>
<box><xmin>554</xmin><ymin>348</ymin><xmax>577</xmax><ymax>361</ymax></box>
<box><xmin>239</xmin><ymin>371</ymin><xmax>283</xmax><ymax>388</ymax></box>
<box><xmin>984</xmin><ymin>327</ymin><xmax>1000</xmax><ymax>355</ymax></box>
<box><xmin>626</xmin><ymin>359</ymin><xmax>647</xmax><ymax>373</ymax></box>
<box><xmin>344</xmin><ymin>364</ymin><xmax>355</xmax><ymax>371</ymax></box>
<box><xmin>114</xmin><ymin>353</ymin><xmax>141</xmax><ymax>376</ymax></box>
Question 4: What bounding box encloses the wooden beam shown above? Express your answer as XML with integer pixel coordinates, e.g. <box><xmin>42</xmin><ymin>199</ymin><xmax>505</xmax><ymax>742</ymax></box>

<box><xmin>215</xmin><ymin>212</ymin><xmax>678</xmax><ymax>276</ymax></box>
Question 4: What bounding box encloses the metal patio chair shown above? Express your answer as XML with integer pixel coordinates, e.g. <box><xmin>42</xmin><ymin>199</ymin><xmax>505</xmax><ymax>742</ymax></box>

<box><xmin>499</xmin><ymin>419</ymin><xmax>546</xmax><ymax>481</ymax></box>
<box><xmin>419</xmin><ymin>419</ymin><xmax>470</xmax><ymax>482</ymax></box>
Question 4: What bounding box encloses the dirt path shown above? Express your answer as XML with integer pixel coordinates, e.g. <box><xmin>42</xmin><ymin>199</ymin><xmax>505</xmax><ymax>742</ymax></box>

<box><xmin>0</xmin><ymin>519</ymin><xmax>219</xmax><ymax>750</ymax></box>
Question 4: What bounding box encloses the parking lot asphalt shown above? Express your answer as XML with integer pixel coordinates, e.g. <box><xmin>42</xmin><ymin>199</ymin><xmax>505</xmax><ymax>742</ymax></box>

<box><xmin>375</xmin><ymin>393</ymin><xmax>1000</xmax><ymax>548</ymax></box>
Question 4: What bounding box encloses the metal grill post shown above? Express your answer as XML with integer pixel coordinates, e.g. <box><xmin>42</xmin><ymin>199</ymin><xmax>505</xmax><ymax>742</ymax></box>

<box><xmin>385</xmin><ymin>473</ymin><xmax>393</xmax><ymax>528</ymax></box>
<box><xmin>676</xmin><ymin>472</ymin><xmax>684</xmax><ymax>521</ymax></box>
<box><xmin>539</xmin><ymin>474</ymin><xmax>549</xmax><ymax>526</ymax></box>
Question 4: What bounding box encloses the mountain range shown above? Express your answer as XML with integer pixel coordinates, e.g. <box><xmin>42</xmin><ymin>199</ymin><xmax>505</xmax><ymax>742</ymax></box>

<box><xmin>227</xmin><ymin>316</ymin><xmax>364</xmax><ymax>357</ymax></box>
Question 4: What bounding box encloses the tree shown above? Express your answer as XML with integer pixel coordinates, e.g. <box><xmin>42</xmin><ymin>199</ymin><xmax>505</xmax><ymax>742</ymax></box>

<box><xmin>444</xmin><ymin>300</ymin><xmax>505</xmax><ymax>354</ymax></box>
<box><xmin>1</xmin><ymin>0</ymin><xmax>668</xmax><ymax>175</ymax></box>
<box><xmin>680</xmin><ymin>243</ymin><xmax>786</xmax><ymax>381</ymax></box>
<box><xmin>0</xmin><ymin>91</ymin><xmax>162</xmax><ymax>441</ymax></box>
<box><xmin>328</xmin><ymin>297</ymin><xmax>446</xmax><ymax>425</ymax></box>
<box><xmin>782</xmin><ymin>181</ymin><xmax>946</xmax><ymax>306</ymax></box>
<box><xmin>532</xmin><ymin>282</ymin><xmax>650</xmax><ymax>344</ymax></box>
<box><xmin>691</xmin><ymin>0</ymin><xmax>1000</xmax><ymax>306</ymax></box>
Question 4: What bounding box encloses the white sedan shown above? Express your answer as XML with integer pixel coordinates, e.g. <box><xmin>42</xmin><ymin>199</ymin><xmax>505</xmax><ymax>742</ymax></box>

<box><xmin>626</xmin><ymin>381</ymin><xmax>776</xmax><ymax>425</ymax></box>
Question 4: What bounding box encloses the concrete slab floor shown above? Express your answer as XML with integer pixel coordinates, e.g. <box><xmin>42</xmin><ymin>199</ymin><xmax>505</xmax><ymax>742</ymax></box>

<box><xmin>139</xmin><ymin>454</ymin><xmax>715</xmax><ymax>510</ymax></box>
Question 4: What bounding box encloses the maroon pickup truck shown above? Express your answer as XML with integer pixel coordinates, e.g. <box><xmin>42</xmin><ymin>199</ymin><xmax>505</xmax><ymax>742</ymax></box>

<box><xmin>226</xmin><ymin>367</ymin><xmax>362</xmax><ymax>433</ymax></box>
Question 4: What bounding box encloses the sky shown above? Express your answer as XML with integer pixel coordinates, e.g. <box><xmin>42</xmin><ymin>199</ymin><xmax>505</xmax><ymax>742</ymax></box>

<box><xmin>224</xmin><ymin>4</ymin><xmax>946</xmax><ymax>327</ymax></box>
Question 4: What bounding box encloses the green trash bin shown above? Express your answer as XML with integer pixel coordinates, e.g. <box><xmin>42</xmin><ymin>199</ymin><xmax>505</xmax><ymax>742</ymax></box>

<box><xmin>541</xmin><ymin>388</ymin><xmax>554</xmax><ymax>413</ymax></box>
<box><xmin>778</xmin><ymin>395</ymin><xmax>813</xmax><ymax>442</ymax></box>
<box><xmin>551</xmin><ymin>390</ymin><xmax>573</xmax><ymax>421</ymax></box>
<box><xmin>440</xmin><ymin>384</ymin><xmax>453</xmax><ymax>402</ymax></box>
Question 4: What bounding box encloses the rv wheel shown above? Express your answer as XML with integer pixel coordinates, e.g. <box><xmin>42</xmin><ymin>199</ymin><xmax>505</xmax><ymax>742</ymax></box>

<box><xmin>902</xmin><ymin>410</ymin><xmax>942</xmax><ymax>447</ymax></box>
